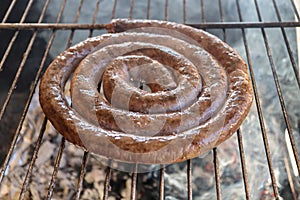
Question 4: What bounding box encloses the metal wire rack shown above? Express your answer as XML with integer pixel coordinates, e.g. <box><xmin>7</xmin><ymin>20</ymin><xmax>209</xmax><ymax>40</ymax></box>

<box><xmin>0</xmin><ymin>0</ymin><xmax>299</xmax><ymax>199</ymax></box>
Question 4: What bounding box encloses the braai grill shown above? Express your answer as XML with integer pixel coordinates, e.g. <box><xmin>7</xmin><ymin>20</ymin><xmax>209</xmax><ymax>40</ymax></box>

<box><xmin>0</xmin><ymin>0</ymin><xmax>299</xmax><ymax>199</ymax></box>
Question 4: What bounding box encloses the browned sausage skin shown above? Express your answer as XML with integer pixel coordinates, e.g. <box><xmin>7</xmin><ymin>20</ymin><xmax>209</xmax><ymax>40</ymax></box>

<box><xmin>39</xmin><ymin>19</ymin><xmax>253</xmax><ymax>164</ymax></box>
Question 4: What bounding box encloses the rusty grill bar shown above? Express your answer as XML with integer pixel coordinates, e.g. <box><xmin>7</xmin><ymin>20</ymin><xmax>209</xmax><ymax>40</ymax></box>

<box><xmin>0</xmin><ymin>0</ymin><xmax>299</xmax><ymax>199</ymax></box>
<box><xmin>3</xmin><ymin>21</ymin><xmax>300</xmax><ymax>30</ymax></box>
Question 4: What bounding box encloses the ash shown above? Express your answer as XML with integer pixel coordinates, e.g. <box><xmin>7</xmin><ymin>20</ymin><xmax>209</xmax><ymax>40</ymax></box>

<box><xmin>0</xmin><ymin>0</ymin><xmax>300</xmax><ymax>199</ymax></box>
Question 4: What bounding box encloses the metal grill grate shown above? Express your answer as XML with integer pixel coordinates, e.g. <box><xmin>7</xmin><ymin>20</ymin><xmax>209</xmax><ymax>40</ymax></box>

<box><xmin>0</xmin><ymin>0</ymin><xmax>299</xmax><ymax>199</ymax></box>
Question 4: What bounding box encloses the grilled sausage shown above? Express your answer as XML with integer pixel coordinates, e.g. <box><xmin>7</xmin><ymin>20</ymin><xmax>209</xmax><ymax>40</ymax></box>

<box><xmin>39</xmin><ymin>19</ymin><xmax>253</xmax><ymax>164</ymax></box>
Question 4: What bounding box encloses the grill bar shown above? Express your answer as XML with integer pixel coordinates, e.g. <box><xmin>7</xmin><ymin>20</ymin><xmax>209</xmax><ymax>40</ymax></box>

<box><xmin>201</xmin><ymin>0</ymin><xmax>205</xmax><ymax>22</ymax></box>
<box><xmin>89</xmin><ymin>0</ymin><xmax>101</xmax><ymax>36</ymax></box>
<box><xmin>201</xmin><ymin>4</ymin><xmax>223</xmax><ymax>199</ymax></box>
<box><xmin>129</xmin><ymin>0</ymin><xmax>134</xmax><ymax>19</ymax></box>
<box><xmin>256</xmin><ymin>0</ymin><xmax>300</xmax><ymax>176</ymax></box>
<box><xmin>261</xmin><ymin>22</ymin><xmax>300</xmax><ymax>173</ymax></box>
<box><xmin>20</xmin><ymin>0</ymin><xmax>68</xmax><ymax>197</ymax></box>
<box><xmin>290</xmin><ymin>0</ymin><xmax>300</xmax><ymax>21</ymax></box>
<box><xmin>283</xmin><ymin>146</ymin><xmax>298</xmax><ymax>200</ymax></box>
<box><xmin>103</xmin><ymin>166</ymin><xmax>112</xmax><ymax>200</ymax></box>
<box><xmin>213</xmin><ymin>148</ymin><xmax>221</xmax><ymax>200</ymax></box>
<box><xmin>111</xmin><ymin>0</ymin><xmax>117</xmax><ymax>20</ymax></box>
<box><xmin>236</xmin><ymin>0</ymin><xmax>280</xmax><ymax>198</ymax></box>
<box><xmin>75</xmin><ymin>151</ymin><xmax>89</xmax><ymax>200</ymax></box>
<box><xmin>35</xmin><ymin>5</ymin><xmax>68</xmax><ymax>194</ymax></box>
<box><xmin>0</xmin><ymin>0</ymin><xmax>67</xmax><ymax>186</ymax></box>
<box><xmin>223</xmin><ymin>1</ymin><xmax>251</xmax><ymax>198</ymax></box>
<box><xmin>19</xmin><ymin>117</ymin><xmax>47</xmax><ymax>200</ymax></box>
<box><xmin>2</xmin><ymin>21</ymin><xmax>300</xmax><ymax>30</ymax></box>
<box><xmin>0</xmin><ymin>0</ymin><xmax>34</xmax><ymax>71</ymax></box>
<box><xmin>65</xmin><ymin>0</ymin><xmax>83</xmax><ymax>48</ymax></box>
<box><xmin>218</xmin><ymin>0</ymin><xmax>226</xmax><ymax>41</ymax></box>
<box><xmin>237</xmin><ymin>130</ymin><xmax>250</xmax><ymax>199</ymax></box>
<box><xmin>74</xmin><ymin>1</ymin><xmax>100</xmax><ymax>197</ymax></box>
<box><xmin>200</xmin><ymin>5</ymin><xmax>222</xmax><ymax>199</ymax></box>
<box><xmin>279</xmin><ymin>27</ymin><xmax>300</xmax><ymax>88</ymax></box>
<box><xmin>187</xmin><ymin>159</ymin><xmax>192</xmax><ymax>200</ymax></box>
<box><xmin>47</xmin><ymin>0</ymin><xmax>85</xmax><ymax>198</ymax></box>
<box><xmin>165</xmin><ymin>0</ymin><xmax>168</xmax><ymax>21</ymax></box>
<box><xmin>218</xmin><ymin>9</ymin><xmax>251</xmax><ymax>200</ymax></box>
<box><xmin>128</xmin><ymin>4</ymin><xmax>139</xmax><ymax>198</ymax></box>
<box><xmin>245</xmin><ymin>26</ymin><xmax>281</xmax><ymax>198</ymax></box>
<box><xmin>233</xmin><ymin>2</ymin><xmax>250</xmax><ymax>198</ymax></box>
<box><xmin>101</xmin><ymin>3</ymin><xmax>122</xmax><ymax>199</ymax></box>
<box><xmin>272</xmin><ymin>0</ymin><xmax>300</xmax><ymax>87</ymax></box>
<box><xmin>147</xmin><ymin>0</ymin><xmax>151</xmax><ymax>19</ymax></box>
<box><xmin>183</xmin><ymin>0</ymin><xmax>186</xmax><ymax>23</ymax></box>
<box><xmin>0</xmin><ymin>0</ymin><xmax>50</xmax><ymax>121</ymax></box>
<box><xmin>130</xmin><ymin>165</ymin><xmax>138</xmax><ymax>200</ymax></box>
<box><xmin>1</xmin><ymin>0</ymin><xmax>17</xmax><ymax>23</ymax></box>
<box><xmin>0</xmin><ymin>34</ymin><xmax>32</xmax><ymax>118</ymax></box>
<box><xmin>159</xmin><ymin>166</ymin><xmax>165</xmax><ymax>200</ymax></box>
<box><xmin>46</xmin><ymin>138</ymin><xmax>66</xmax><ymax>199</ymax></box>
<box><xmin>185</xmin><ymin>4</ymin><xmax>194</xmax><ymax>198</ymax></box>
<box><xmin>273</xmin><ymin>0</ymin><xmax>284</xmax><ymax>22</ymax></box>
